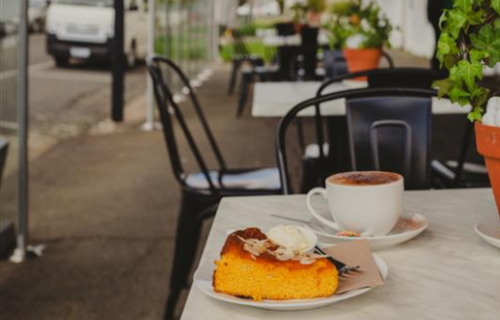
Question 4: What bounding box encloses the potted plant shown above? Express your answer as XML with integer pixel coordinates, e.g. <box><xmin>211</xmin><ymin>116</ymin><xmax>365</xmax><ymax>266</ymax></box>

<box><xmin>434</xmin><ymin>0</ymin><xmax>500</xmax><ymax>217</ymax></box>
<box><xmin>328</xmin><ymin>0</ymin><xmax>392</xmax><ymax>78</ymax></box>
<box><xmin>306</xmin><ymin>0</ymin><xmax>327</xmax><ymax>26</ymax></box>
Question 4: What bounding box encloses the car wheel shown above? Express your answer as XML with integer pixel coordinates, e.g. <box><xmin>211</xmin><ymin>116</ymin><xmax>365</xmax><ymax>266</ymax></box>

<box><xmin>54</xmin><ymin>56</ymin><xmax>69</xmax><ymax>67</ymax></box>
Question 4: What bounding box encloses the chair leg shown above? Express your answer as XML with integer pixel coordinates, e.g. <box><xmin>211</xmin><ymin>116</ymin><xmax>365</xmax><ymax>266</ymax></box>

<box><xmin>237</xmin><ymin>74</ymin><xmax>252</xmax><ymax>117</ymax></box>
<box><xmin>164</xmin><ymin>197</ymin><xmax>216</xmax><ymax>320</ymax></box>
<box><xmin>228</xmin><ymin>60</ymin><xmax>240</xmax><ymax>95</ymax></box>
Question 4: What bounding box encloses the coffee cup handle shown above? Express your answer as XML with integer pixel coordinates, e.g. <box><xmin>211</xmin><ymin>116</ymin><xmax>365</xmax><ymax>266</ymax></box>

<box><xmin>306</xmin><ymin>188</ymin><xmax>342</xmax><ymax>231</ymax></box>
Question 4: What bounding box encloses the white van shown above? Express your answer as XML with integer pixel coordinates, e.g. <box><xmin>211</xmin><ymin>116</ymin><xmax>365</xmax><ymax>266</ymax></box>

<box><xmin>46</xmin><ymin>0</ymin><xmax>148</xmax><ymax>67</ymax></box>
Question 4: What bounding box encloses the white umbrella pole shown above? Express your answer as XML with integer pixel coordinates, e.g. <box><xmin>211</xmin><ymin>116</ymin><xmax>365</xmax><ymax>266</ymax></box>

<box><xmin>143</xmin><ymin>0</ymin><xmax>160</xmax><ymax>131</ymax></box>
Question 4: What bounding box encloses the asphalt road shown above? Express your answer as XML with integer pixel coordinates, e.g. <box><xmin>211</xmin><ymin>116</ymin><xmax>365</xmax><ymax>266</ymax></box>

<box><xmin>1</xmin><ymin>33</ymin><xmax>147</xmax><ymax>143</ymax></box>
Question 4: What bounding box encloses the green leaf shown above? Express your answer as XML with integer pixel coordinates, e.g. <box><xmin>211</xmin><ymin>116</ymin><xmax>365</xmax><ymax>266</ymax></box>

<box><xmin>455</xmin><ymin>60</ymin><xmax>483</xmax><ymax>89</ymax></box>
<box><xmin>470</xmin><ymin>24</ymin><xmax>500</xmax><ymax>67</ymax></box>
<box><xmin>454</xmin><ymin>0</ymin><xmax>473</xmax><ymax>12</ymax></box>
<box><xmin>443</xmin><ymin>9</ymin><xmax>468</xmax><ymax>39</ymax></box>
<box><xmin>466</xmin><ymin>9</ymin><xmax>485</xmax><ymax>25</ymax></box>
<box><xmin>449</xmin><ymin>65</ymin><xmax>462</xmax><ymax>85</ymax></box>
<box><xmin>470</xmin><ymin>85</ymin><xmax>490</xmax><ymax>108</ymax></box>
<box><xmin>494</xmin><ymin>19</ymin><xmax>500</xmax><ymax>30</ymax></box>
<box><xmin>436</xmin><ymin>33</ymin><xmax>460</xmax><ymax>68</ymax></box>
<box><xmin>438</xmin><ymin>11</ymin><xmax>448</xmax><ymax>30</ymax></box>
<box><xmin>492</xmin><ymin>0</ymin><xmax>500</xmax><ymax>15</ymax></box>
<box><xmin>449</xmin><ymin>86</ymin><xmax>471</xmax><ymax>106</ymax></box>
<box><xmin>433</xmin><ymin>79</ymin><xmax>453</xmax><ymax>98</ymax></box>
<box><xmin>469</xmin><ymin>49</ymin><xmax>486</xmax><ymax>63</ymax></box>
<box><xmin>467</xmin><ymin>107</ymin><xmax>483</xmax><ymax>122</ymax></box>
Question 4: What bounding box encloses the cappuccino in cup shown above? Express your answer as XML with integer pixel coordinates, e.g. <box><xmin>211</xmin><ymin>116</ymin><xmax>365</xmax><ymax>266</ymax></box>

<box><xmin>307</xmin><ymin>171</ymin><xmax>404</xmax><ymax>237</ymax></box>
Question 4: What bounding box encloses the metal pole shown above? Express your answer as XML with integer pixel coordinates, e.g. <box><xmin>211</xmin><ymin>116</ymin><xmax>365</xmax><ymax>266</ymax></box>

<box><xmin>142</xmin><ymin>0</ymin><xmax>160</xmax><ymax>131</ymax></box>
<box><xmin>15</xmin><ymin>0</ymin><xmax>29</xmax><ymax>261</ymax></box>
<box><xmin>112</xmin><ymin>0</ymin><xmax>125</xmax><ymax>122</ymax></box>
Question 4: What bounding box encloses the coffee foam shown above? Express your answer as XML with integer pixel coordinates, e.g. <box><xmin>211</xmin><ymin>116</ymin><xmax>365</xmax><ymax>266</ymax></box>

<box><xmin>328</xmin><ymin>171</ymin><xmax>401</xmax><ymax>186</ymax></box>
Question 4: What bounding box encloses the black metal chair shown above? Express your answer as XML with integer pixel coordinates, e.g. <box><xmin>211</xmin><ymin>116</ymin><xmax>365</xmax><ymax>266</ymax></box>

<box><xmin>227</xmin><ymin>29</ymin><xmax>265</xmax><ymax>95</ymax></box>
<box><xmin>346</xmin><ymin>95</ymin><xmax>432</xmax><ymax>190</ymax></box>
<box><xmin>276</xmin><ymin>88</ymin><xmax>437</xmax><ymax>194</ymax></box>
<box><xmin>295</xmin><ymin>68</ymin><xmax>445</xmax><ymax>191</ymax></box>
<box><xmin>147</xmin><ymin>55</ymin><xmax>282</xmax><ymax>320</ymax></box>
<box><xmin>231</xmin><ymin>29</ymin><xmax>281</xmax><ymax>117</ymax></box>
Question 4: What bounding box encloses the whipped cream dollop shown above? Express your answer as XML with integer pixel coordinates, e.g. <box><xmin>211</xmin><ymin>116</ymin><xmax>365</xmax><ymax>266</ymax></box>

<box><xmin>482</xmin><ymin>97</ymin><xmax>500</xmax><ymax>127</ymax></box>
<box><xmin>266</xmin><ymin>225</ymin><xmax>312</xmax><ymax>252</ymax></box>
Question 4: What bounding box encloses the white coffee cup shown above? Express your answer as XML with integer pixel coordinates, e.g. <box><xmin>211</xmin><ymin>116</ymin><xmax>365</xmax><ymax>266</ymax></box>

<box><xmin>306</xmin><ymin>171</ymin><xmax>404</xmax><ymax>237</ymax></box>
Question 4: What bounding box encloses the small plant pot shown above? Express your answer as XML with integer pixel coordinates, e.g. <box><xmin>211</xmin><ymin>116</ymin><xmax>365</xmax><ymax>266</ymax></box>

<box><xmin>475</xmin><ymin>122</ymin><xmax>500</xmax><ymax>219</ymax></box>
<box><xmin>343</xmin><ymin>48</ymin><xmax>382</xmax><ymax>81</ymax></box>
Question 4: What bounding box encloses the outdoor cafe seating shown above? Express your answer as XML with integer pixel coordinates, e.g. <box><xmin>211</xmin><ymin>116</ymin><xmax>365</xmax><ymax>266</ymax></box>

<box><xmin>1</xmin><ymin>1</ymin><xmax>499</xmax><ymax>320</ymax></box>
<box><xmin>146</xmin><ymin>49</ymin><xmax>495</xmax><ymax>319</ymax></box>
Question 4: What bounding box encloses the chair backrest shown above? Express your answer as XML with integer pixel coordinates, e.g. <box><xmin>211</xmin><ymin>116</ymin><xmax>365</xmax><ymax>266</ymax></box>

<box><xmin>0</xmin><ymin>140</ymin><xmax>8</xmax><ymax>192</ymax></box>
<box><xmin>146</xmin><ymin>55</ymin><xmax>226</xmax><ymax>193</ymax></box>
<box><xmin>276</xmin><ymin>87</ymin><xmax>437</xmax><ymax>194</ymax></box>
<box><xmin>367</xmin><ymin>68</ymin><xmax>447</xmax><ymax>89</ymax></box>
<box><xmin>346</xmin><ymin>96</ymin><xmax>432</xmax><ymax>190</ymax></box>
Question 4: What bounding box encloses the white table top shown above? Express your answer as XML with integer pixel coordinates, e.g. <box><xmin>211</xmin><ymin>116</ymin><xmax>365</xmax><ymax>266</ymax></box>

<box><xmin>262</xmin><ymin>32</ymin><xmax>330</xmax><ymax>47</ymax></box>
<box><xmin>180</xmin><ymin>188</ymin><xmax>500</xmax><ymax>320</ymax></box>
<box><xmin>251</xmin><ymin>82</ymin><xmax>471</xmax><ymax>118</ymax></box>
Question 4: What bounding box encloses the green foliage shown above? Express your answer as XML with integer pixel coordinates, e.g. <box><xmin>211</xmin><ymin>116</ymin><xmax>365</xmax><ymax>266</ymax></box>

<box><xmin>434</xmin><ymin>0</ymin><xmax>500</xmax><ymax>121</ymax></box>
<box><xmin>219</xmin><ymin>41</ymin><xmax>272</xmax><ymax>63</ymax></box>
<box><xmin>234</xmin><ymin>21</ymin><xmax>277</xmax><ymax>37</ymax></box>
<box><xmin>307</xmin><ymin>0</ymin><xmax>327</xmax><ymax>13</ymax></box>
<box><xmin>327</xmin><ymin>0</ymin><xmax>392</xmax><ymax>49</ymax></box>
<box><xmin>290</xmin><ymin>3</ymin><xmax>308</xmax><ymax>23</ymax></box>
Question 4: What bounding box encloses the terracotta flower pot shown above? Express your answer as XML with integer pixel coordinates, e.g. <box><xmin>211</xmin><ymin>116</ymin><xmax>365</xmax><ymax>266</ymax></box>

<box><xmin>475</xmin><ymin>122</ymin><xmax>500</xmax><ymax>219</ymax></box>
<box><xmin>343</xmin><ymin>48</ymin><xmax>382</xmax><ymax>81</ymax></box>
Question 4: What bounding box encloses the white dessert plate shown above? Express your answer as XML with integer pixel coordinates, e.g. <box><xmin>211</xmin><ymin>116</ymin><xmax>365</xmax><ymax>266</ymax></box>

<box><xmin>306</xmin><ymin>212</ymin><xmax>429</xmax><ymax>250</ymax></box>
<box><xmin>475</xmin><ymin>217</ymin><xmax>500</xmax><ymax>249</ymax></box>
<box><xmin>194</xmin><ymin>254</ymin><xmax>388</xmax><ymax>311</ymax></box>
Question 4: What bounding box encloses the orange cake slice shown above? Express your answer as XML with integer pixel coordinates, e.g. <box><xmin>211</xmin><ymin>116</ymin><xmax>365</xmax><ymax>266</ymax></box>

<box><xmin>213</xmin><ymin>228</ymin><xmax>339</xmax><ymax>301</ymax></box>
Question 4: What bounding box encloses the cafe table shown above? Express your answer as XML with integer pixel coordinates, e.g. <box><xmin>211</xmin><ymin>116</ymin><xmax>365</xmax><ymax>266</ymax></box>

<box><xmin>251</xmin><ymin>81</ymin><xmax>471</xmax><ymax>118</ymax></box>
<box><xmin>261</xmin><ymin>32</ymin><xmax>330</xmax><ymax>47</ymax></box>
<box><xmin>180</xmin><ymin>188</ymin><xmax>500</xmax><ymax>320</ymax></box>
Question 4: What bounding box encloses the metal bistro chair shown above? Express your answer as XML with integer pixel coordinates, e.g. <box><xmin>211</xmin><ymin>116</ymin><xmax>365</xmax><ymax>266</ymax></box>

<box><xmin>317</xmin><ymin>68</ymin><xmax>487</xmax><ymax>189</ymax></box>
<box><xmin>277</xmin><ymin>87</ymin><xmax>437</xmax><ymax>194</ymax></box>
<box><xmin>227</xmin><ymin>29</ymin><xmax>265</xmax><ymax>95</ymax></box>
<box><xmin>297</xmin><ymin>68</ymin><xmax>447</xmax><ymax>191</ymax></box>
<box><xmin>233</xmin><ymin>29</ymin><xmax>281</xmax><ymax>117</ymax></box>
<box><xmin>147</xmin><ymin>55</ymin><xmax>282</xmax><ymax>320</ymax></box>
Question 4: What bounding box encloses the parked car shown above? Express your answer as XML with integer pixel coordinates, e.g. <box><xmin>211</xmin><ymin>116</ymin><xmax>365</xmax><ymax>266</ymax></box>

<box><xmin>29</xmin><ymin>0</ymin><xmax>48</xmax><ymax>33</ymax></box>
<box><xmin>46</xmin><ymin>0</ymin><xmax>148</xmax><ymax>67</ymax></box>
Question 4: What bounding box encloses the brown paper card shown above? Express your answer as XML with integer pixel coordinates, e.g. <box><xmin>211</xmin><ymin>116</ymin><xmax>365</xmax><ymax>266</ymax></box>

<box><xmin>322</xmin><ymin>239</ymin><xmax>385</xmax><ymax>294</ymax></box>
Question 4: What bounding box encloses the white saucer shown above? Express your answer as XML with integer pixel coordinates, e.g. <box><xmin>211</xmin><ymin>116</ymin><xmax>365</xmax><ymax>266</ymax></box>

<box><xmin>475</xmin><ymin>217</ymin><xmax>500</xmax><ymax>249</ymax></box>
<box><xmin>194</xmin><ymin>254</ymin><xmax>388</xmax><ymax>311</ymax></box>
<box><xmin>306</xmin><ymin>213</ymin><xmax>429</xmax><ymax>250</ymax></box>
